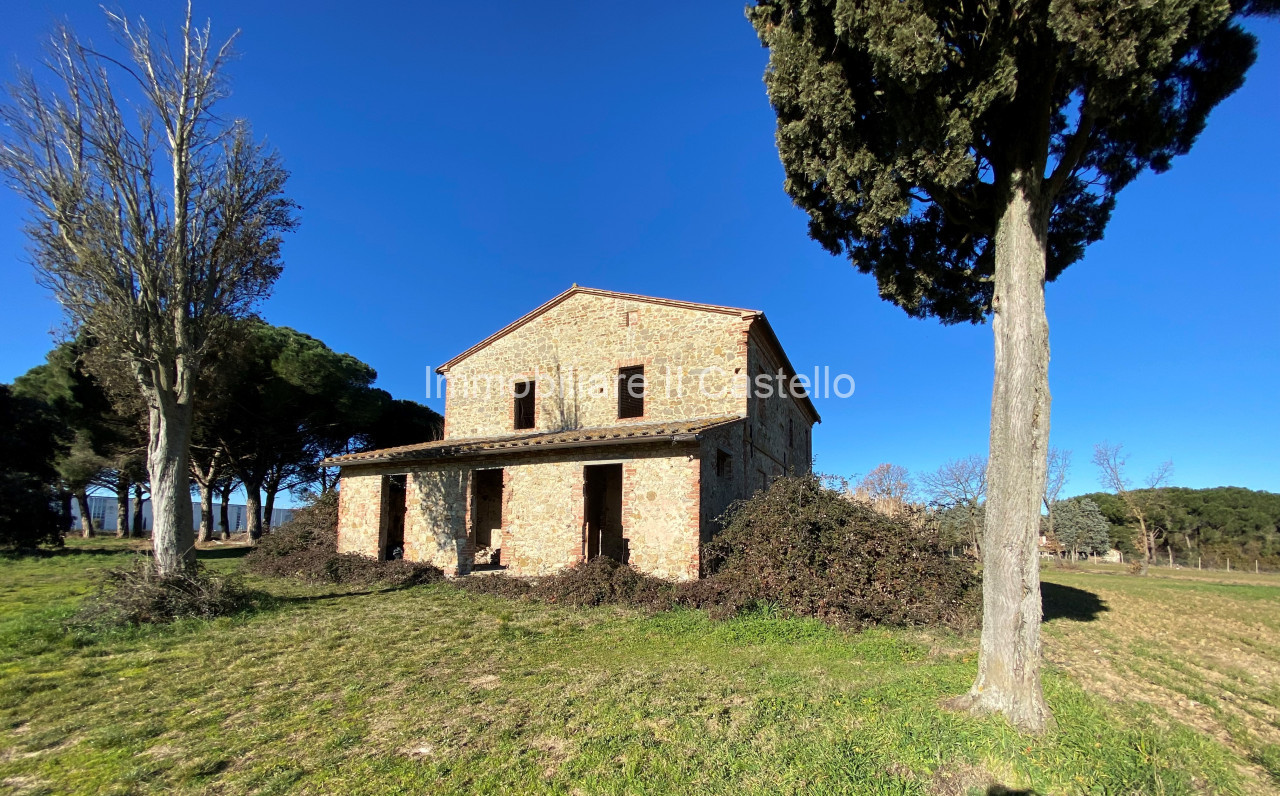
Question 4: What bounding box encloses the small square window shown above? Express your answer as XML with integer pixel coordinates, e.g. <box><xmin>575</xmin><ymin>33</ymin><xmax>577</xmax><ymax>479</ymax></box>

<box><xmin>625</xmin><ymin>310</ymin><xmax>639</xmax><ymax>327</ymax></box>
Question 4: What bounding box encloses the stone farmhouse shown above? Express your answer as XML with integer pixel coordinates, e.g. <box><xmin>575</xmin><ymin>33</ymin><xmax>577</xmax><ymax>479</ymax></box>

<box><xmin>326</xmin><ymin>286</ymin><xmax>819</xmax><ymax>581</ymax></box>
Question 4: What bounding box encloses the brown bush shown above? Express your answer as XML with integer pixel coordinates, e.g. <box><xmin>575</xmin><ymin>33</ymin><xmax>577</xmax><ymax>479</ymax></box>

<box><xmin>463</xmin><ymin>475</ymin><xmax>978</xmax><ymax>630</ymax></box>
<box><xmin>68</xmin><ymin>560</ymin><xmax>264</xmax><ymax>629</ymax></box>
<box><xmin>460</xmin><ymin>556</ymin><xmax>675</xmax><ymax>609</ymax></box>
<box><xmin>243</xmin><ymin>491</ymin><xmax>443</xmax><ymax>588</ymax></box>
<box><xmin>693</xmin><ymin>474</ymin><xmax>980</xmax><ymax>629</ymax></box>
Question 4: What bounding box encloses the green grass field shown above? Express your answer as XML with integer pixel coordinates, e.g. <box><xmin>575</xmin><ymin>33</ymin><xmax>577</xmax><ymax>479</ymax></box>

<box><xmin>1</xmin><ymin>539</ymin><xmax>1277</xmax><ymax>795</ymax></box>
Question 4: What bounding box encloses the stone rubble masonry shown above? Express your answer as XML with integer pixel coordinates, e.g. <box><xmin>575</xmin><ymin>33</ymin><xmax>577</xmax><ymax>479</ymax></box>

<box><xmin>440</xmin><ymin>291</ymin><xmax>751</xmax><ymax>439</ymax></box>
<box><xmin>335</xmin><ymin>443</ymin><xmax>704</xmax><ymax>581</ymax></box>
<box><xmin>336</xmin><ymin>472</ymin><xmax>384</xmax><ymax>557</ymax></box>
<box><xmin>335</xmin><ymin>288</ymin><xmax>817</xmax><ymax>582</ymax></box>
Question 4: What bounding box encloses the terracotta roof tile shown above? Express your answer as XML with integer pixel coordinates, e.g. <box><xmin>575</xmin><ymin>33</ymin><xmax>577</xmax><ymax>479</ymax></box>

<box><xmin>324</xmin><ymin>415</ymin><xmax>744</xmax><ymax>467</ymax></box>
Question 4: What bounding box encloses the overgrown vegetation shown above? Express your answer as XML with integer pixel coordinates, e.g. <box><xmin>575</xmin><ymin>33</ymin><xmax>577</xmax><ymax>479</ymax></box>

<box><xmin>693</xmin><ymin>474</ymin><xmax>979</xmax><ymax>628</ymax></box>
<box><xmin>466</xmin><ymin>475</ymin><xmax>979</xmax><ymax>631</ymax></box>
<box><xmin>243</xmin><ymin>491</ymin><xmax>443</xmax><ymax>587</ymax></box>
<box><xmin>462</xmin><ymin>556</ymin><xmax>673</xmax><ymax>609</ymax></box>
<box><xmin>66</xmin><ymin>560</ymin><xmax>263</xmax><ymax>630</ymax></box>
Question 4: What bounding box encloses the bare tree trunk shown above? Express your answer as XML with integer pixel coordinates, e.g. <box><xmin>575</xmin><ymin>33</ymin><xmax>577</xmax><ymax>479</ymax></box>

<box><xmin>196</xmin><ymin>480</ymin><xmax>215</xmax><ymax>543</ymax></box>
<box><xmin>244</xmin><ymin>480</ymin><xmax>264</xmax><ymax>543</ymax></box>
<box><xmin>146</xmin><ymin>394</ymin><xmax>197</xmax><ymax>574</ymax></box>
<box><xmin>132</xmin><ymin>484</ymin><xmax>145</xmax><ymax>536</ymax></box>
<box><xmin>192</xmin><ymin>451</ymin><xmax>222</xmax><ymax>544</ymax></box>
<box><xmin>219</xmin><ymin>483</ymin><xmax>232</xmax><ymax>539</ymax></box>
<box><xmin>263</xmin><ymin>482</ymin><xmax>279</xmax><ymax>533</ymax></box>
<box><xmin>1138</xmin><ymin>517</ymin><xmax>1151</xmax><ymax>575</ymax></box>
<box><xmin>115</xmin><ymin>473</ymin><xmax>130</xmax><ymax>538</ymax></box>
<box><xmin>74</xmin><ymin>489</ymin><xmax>94</xmax><ymax>538</ymax></box>
<box><xmin>951</xmin><ymin>173</ymin><xmax>1054</xmax><ymax>733</ymax></box>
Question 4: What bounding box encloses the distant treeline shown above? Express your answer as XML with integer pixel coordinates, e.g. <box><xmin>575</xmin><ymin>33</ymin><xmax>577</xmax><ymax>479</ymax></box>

<box><xmin>1076</xmin><ymin>487</ymin><xmax>1280</xmax><ymax>566</ymax></box>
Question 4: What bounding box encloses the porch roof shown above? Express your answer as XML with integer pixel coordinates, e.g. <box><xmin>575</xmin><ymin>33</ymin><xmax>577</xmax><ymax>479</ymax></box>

<box><xmin>323</xmin><ymin>416</ymin><xmax>745</xmax><ymax>467</ymax></box>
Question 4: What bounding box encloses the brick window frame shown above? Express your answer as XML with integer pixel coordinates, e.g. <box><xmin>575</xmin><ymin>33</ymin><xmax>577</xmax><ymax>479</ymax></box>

<box><xmin>615</xmin><ymin>358</ymin><xmax>649</xmax><ymax>420</ymax></box>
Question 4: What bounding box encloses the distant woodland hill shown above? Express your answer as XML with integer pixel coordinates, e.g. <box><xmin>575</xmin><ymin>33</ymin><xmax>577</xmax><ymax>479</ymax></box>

<box><xmin>1075</xmin><ymin>487</ymin><xmax>1280</xmax><ymax>567</ymax></box>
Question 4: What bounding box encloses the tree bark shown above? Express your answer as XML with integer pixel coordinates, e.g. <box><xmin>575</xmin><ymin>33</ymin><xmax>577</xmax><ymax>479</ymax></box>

<box><xmin>74</xmin><ymin>489</ymin><xmax>94</xmax><ymax>538</ymax></box>
<box><xmin>219</xmin><ymin>483</ymin><xmax>231</xmax><ymax>539</ymax></box>
<box><xmin>951</xmin><ymin>172</ymin><xmax>1055</xmax><ymax>733</ymax></box>
<box><xmin>196</xmin><ymin>479</ymin><xmax>215</xmax><ymax>544</ymax></box>
<box><xmin>115</xmin><ymin>473</ymin><xmax>131</xmax><ymax>539</ymax></box>
<box><xmin>263</xmin><ymin>483</ymin><xmax>278</xmax><ymax>534</ymax></box>
<box><xmin>244</xmin><ymin>480</ymin><xmax>264</xmax><ymax>543</ymax></box>
<box><xmin>145</xmin><ymin>392</ymin><xmax>197</xmax><ymax>575</ymax></box>
<box><xmin>132</xmin><ymin>484</ymin><xmax>145</xmax><ymax>536</ymax></box>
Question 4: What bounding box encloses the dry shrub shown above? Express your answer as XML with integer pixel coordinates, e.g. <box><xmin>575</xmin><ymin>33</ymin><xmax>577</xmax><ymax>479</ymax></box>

<box><xmin>693</xmin><ymin>474</ymin><xmax>979</xmax><ymax>629</ymax></box>
<box><xmin>464</xmin><ymin>475</ymin><xmax>978</xmax><ymax>630</ymax></box>
<box><xmin>244</xmin><ymin>491</ymin><xmax>443</xmax><ymax>587</ymax></box>
<box><xmin>69</xmin><ymin>560</ymin><xmax>263</xmax><ymax>629</ymax></box>
<box><xmin>462</xmin><ymin>556</ymin><xmax>674</xmax><ymax>609</ymax></box>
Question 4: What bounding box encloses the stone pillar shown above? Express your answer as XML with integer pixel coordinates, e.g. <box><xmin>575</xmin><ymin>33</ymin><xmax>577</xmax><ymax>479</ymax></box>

<box><xmin>404</xmin><ymin>468</ymin><xmax>472</xmax><ymax>577</ymax></box>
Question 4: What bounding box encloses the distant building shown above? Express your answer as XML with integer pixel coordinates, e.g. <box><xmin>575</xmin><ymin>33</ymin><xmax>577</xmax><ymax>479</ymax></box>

<box><xmin>69</xmin><ymin>495</ymin><xmax>295</xmax><ymax>534</ymax></box>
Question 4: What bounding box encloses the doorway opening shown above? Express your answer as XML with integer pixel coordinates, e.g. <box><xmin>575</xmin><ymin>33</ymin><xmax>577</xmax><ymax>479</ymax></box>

<box><xmin>382</xmin><ymin>474</ymin><xmax>406</xmax><ymax>560</ymax></box>
<box><xmin>583</xmin><ymin>463</ymin><xmax>626</xmax><ymax>563</ymax></box>
<box><xmin>471</xmin><ymin>468</ymin><xmax>504</xmax><ymax>567</ymax></box>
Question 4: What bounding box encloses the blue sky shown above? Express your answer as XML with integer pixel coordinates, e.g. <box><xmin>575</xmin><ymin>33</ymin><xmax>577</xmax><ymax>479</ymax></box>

<box><xmin>2</xmin><ymin>2</ymin><xmax>1277</xmax><ymax>502</ymax></box>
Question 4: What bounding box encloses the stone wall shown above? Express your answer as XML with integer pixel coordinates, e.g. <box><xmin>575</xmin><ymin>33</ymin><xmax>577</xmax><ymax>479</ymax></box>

<box><xmin>405</xmin><ymin>468</ymin><xmax>471</xmax><ymax>576</ymax></box>
<box><xmin>746</xmin><ymin>331</ymin><xmax>814</xmax><ymax>488</ymax></box>
<box><xmin>697</xmin><ymin>420</ymin><xmax>748</xmax><ymax>544</ymax></box>
<box><xmin>333</xmin><ymin>443</ymin><xmax>703</xmax><ymax>581</ymax></box>
<box><xmin>336</xmin><ymin>471</ymin><xmax>384</xmax><ymax>558</ymax></box>
<box><xmin>441</xmin><ymin>292</ymin><xmax>752</xmax><ymax>438</ymax></box>
<box><xmin>621</xmin><ymin>454</ymin><xmax>701</xmax><ymax>580</ymax></box>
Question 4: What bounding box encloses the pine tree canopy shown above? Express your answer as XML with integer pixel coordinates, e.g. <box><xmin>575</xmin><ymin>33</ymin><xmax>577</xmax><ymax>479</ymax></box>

<box><xmin>749</xmin><ymin>0</ymin><xmax>1277</xmax><ymax>323</ymax></box>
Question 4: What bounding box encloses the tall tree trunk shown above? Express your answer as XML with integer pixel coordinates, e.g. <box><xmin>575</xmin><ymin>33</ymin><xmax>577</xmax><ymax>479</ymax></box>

<box><xmin>219</xmin><ymin>482</ymin><xmax>232</xmax><ymax>539</ymax></box>
<box><xmin>263</xmin><ymin>482</ymin><xmax>279</xmax><ymax>534</ymax></box>
<box><xmin>952</xmin><ymin>173</ymin><xmax>1055</xmax><ymax>733</ymax></box>
<box><xmin>196</xmin><ymin>480</ymin><xmax>215</xmax><ymax>543</ymax></box>
<box><xmin>115</xmin><ymin>473</ymin><xmax>130</xmax><ymax>538</ymax></box>
<box><xmin>244</xmin><ymin>480</ymin><xmax>264</xmax><ymax>543</ymax></box>
<box><xmin>132</xmin><ymin>483</ymin><xmax>145</xmax><ymax>536</ymax></box>
<box><xmin>1146</xmin><ymin>522</ymin><xmax>1157</xmax><ymax>575</ymax></box>
<box><xmin>145</xmin><ymin>393</ymin><xmax>197</xmax><ymax>575</ymax></box>
<box><xmin>74</xmin><ymin>489</ymin><xmax>94</xmax><ymax>538</ymax></box>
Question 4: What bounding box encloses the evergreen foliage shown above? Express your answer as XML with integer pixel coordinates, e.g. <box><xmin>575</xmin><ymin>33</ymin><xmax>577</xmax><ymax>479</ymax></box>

<box><xmin>1079</xmin><ymin>487</ymin><xmax>1280</xmax><ymax>565</ymax></box>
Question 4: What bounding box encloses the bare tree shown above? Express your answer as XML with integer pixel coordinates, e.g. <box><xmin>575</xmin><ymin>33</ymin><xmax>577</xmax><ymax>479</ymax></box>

<box><xmin>0</xmin><ymin>8</ymin><xmax>296</xmax><ymax>574</ymax></box>
<box><xmin>854</xmin><ymin>463</ymin><xmax>914</xmax><ymax>516</ymax></box>
<box><xmin>1041</xmin><ymin>448</ymin><xmax>1072</xmax><ymax>553</ymax></box>
<box><xmin>1093</xmin><ymin>443</ymin><xmax>1173</xmax><ymax>575</ymax></box>
<box><xmin>920</xmin><ymin>455</ymin><xmax>987</xmax><ymax>556</ymax></box>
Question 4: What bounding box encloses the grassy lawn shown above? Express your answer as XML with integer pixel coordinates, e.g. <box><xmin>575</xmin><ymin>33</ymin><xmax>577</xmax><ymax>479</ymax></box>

<box><xmin>1</xmin><ymin>540</ymin><xmax>1276</xmax><ymax>794</ymax></box>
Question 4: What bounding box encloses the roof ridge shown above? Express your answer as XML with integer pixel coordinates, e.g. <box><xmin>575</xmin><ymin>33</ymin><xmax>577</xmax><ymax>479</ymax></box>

<box><xmin>436</xmin><ymin>286</ymin><xmax>760</xmax><ymax>373</ymax></box>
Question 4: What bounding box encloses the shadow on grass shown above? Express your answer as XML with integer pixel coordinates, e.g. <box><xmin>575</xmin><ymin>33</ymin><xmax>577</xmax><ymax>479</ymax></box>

<box><xmin>1</xmin><ymin>545</ymin><xmax>138</xmax><ymax>560</ymax></box>
<box><xmin>1041</xmin><ymin>581</ymin><xmax>1107</xmax><ymax>623</ymax></box>
<box><xmin>270</xmin><ymin>582</ymin><xmax>430</xmax><ymax>605</ymax></box>
<box><xmin>197</xmin><ymin>546</ymin><xmax>253</xmax><ymax>561</ymax></box>
<box><xmin>989</xmin><ymin>787</ymin><xmax>1039</xmax><ymax>796</ymax></box>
